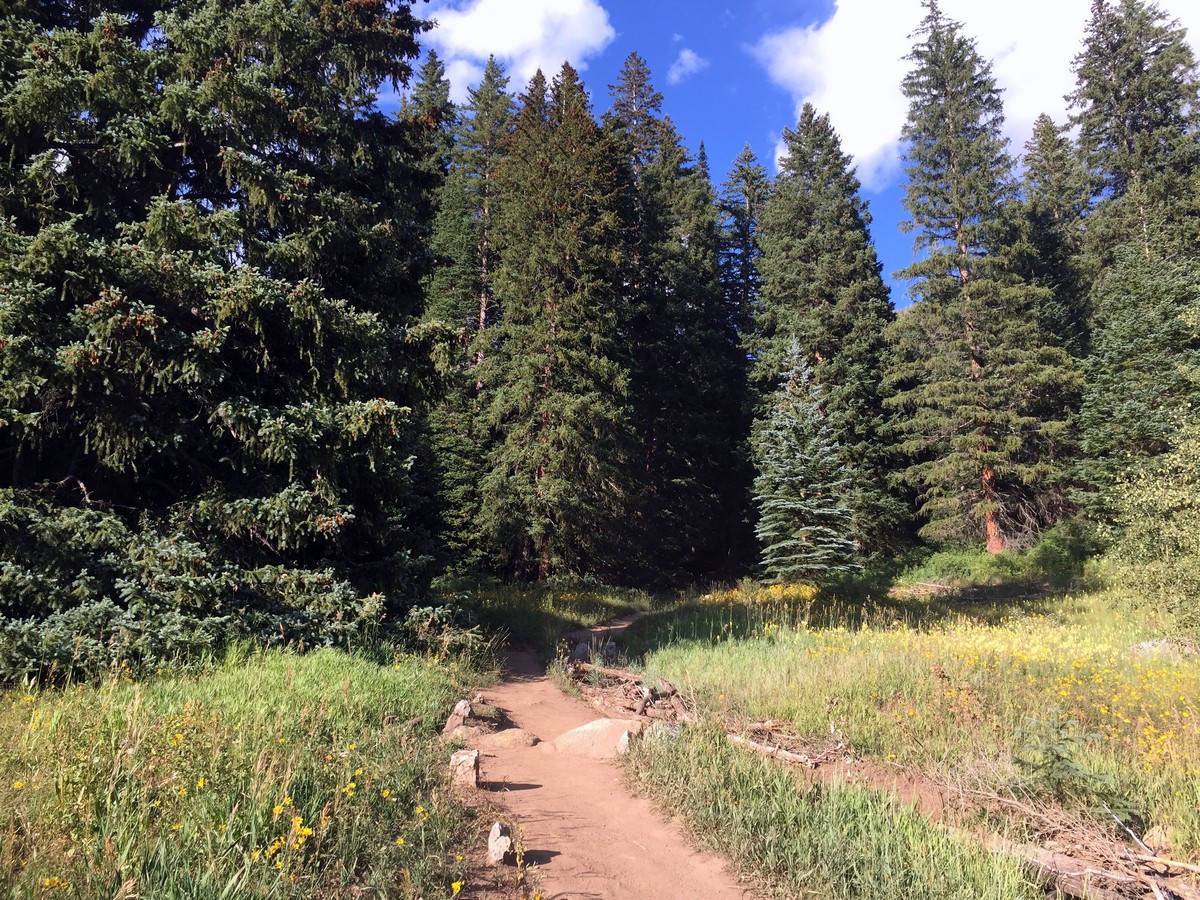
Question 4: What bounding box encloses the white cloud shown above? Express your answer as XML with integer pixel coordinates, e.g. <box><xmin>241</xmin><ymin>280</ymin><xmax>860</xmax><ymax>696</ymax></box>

<box><xmin>752</xmin><ymin>0</ymin><xmax>1200</xmax><ymax>191</ymax></box>
<box><xmin>668</xmin><ymin>48</ymin><xmax>710</xmax><ymax>85</ymax></box>
<box><xmin>425</xmin><ymin>0</ymin><xmax>616</xmax><ymax>101</ymax></box>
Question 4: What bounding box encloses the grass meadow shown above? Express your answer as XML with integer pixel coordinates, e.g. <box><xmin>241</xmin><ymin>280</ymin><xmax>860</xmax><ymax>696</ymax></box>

<box><xmin>618</xmin><ymin>580</ymin><xmax>1200</xmax><ymax>884</ymax></box>
<box><xmin>0</xmin><ymin>647</ymin><xmax>485</xmax><ymax>898</ymax></box>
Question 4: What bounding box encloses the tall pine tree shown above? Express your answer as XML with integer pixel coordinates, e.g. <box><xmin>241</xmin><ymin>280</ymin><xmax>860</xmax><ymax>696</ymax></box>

<box><xmin>423</xmin><ymin>57</ymin><xmax>514</xmax><ymax>573</ymax></box>
<box><xmin>476</xmin><ymin>66</ymin><xmax>633</xmax><ymax>580</ymax></box>
<box><xmin>888</xmin><ymin>1</ymin><xmax>1079</xmax><ymax>552</ymax></box>
<box><xmin>752</xmin><ymin>104</ymin><xmax>901</xmax><ymax>553</ymax></box>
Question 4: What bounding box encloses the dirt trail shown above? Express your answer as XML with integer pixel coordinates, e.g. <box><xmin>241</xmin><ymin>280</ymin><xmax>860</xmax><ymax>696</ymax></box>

<box><xmin>467</xmin><ymin>622</ymin><xmax>753</xmax><ymax>900</ymax></box>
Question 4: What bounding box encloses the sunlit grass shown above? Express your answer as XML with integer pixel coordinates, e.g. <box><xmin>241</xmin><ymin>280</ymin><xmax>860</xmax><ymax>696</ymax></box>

<box><xmin>0</xmin><ymin>648</ymin><xmax>479</xmax><ymax>897</ymax></box>
<box><xmin>631</xmin><ymin>586</ymin><xmax>1200</xmax><ymax>857</ymax></box>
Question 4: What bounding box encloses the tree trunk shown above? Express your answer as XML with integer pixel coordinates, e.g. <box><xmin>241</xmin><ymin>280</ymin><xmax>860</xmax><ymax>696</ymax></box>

<box><xmin>982</xmin><ymin>466</ymin><xmax>1005</xmax><ymax>554</ymax></box>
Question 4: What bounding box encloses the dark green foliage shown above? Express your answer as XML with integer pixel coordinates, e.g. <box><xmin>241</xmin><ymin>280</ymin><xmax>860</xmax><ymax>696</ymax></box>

<box><xmin>1017</xmin><ymin>114</ymin><xmax>1092</xmax><ymax>356</ymax></box>
<box><xmin>607</xmin><ymin>53</ymin><xmax>748</xmax><ymax>581</ymax></box>
<box><xmin>752</xmin><ymin>104</ymin><xmax>902</xmax><ymax>553</ymax></box>
<box><xmin>0</xmin><ymin>0</ymin><xmax>433</xmax><ymax>678</ymax></box>
<box><xmin>476</xmin><ymin>65</ymin><xmax>635</xmax><ymax>580</ymax></box>
<box><xmin>1076</xmin><ymin>251</ymin><xmax>1200</xmax><ymax>510</ymax></box>
<box><xmin>424</xmin><ymin>57</ymin><xmax>514</xmax><ymax>574</ymax></box>
<box><xmin>751</xmin><ymin>350</ymin><xmax>859</xmax><ymax>585</ymax></box>
<box><xmin>1069</xmin><ymin>0</ymin><xmax>1200</xmax><ymax>263</ymax></box>
<box><xmin>888</xmin><ymin>1</ymin><xmax>1079</xmax><ymax>552</ymax></box>
<box><xmin>717</xmin><ymin>144</ymin><xmax>770</xmax><ymax>333</ymax></box>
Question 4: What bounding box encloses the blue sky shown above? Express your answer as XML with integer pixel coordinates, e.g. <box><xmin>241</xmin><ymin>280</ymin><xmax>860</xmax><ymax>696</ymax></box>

<box><xmin>413</xmin><ymin>0</ymin><xmax>1200</xmax><ymax>308</ymax></box>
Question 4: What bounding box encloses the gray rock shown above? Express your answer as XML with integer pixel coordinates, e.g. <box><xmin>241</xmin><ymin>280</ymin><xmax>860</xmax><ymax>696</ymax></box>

<box><xmin>644</xmin><ymin>720</ymin><xmax>682</xmax><ymax>742</ymax></box>
<box><xmin>487</xmin><ymin>821</ymin><xmax>514</xmax><ymax>865</ymax></box>
<box><xmin>569</xmin><ymin>640</ymin><xmax>591</xmax><ymax>663</ymax></box>
<box><xmin>449</xmin><ymin>749</ymin><xmax>479</xmax><ymax>789</ymax></box>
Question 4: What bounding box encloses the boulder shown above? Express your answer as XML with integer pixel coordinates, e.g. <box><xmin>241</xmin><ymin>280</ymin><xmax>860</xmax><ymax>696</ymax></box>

<box><xmin>479</xmin><ymin>728</ymin><xmax>541</xmax><ymax>749</ymax></box>
<box><xmin>442</xmin><ymin>698</ymin><xmax>475</xmax><ymax>736</ymax></box>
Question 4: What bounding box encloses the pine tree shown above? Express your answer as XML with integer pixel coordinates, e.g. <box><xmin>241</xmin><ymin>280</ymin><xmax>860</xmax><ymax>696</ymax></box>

<box><xmin>1016</xmin><ymin>114</ymin><xmax>1092</xmax><ymax>356</ymax></box>
<box><xmin>0</xmin><ymin>0</ymin><xmax>434</xmax><ymax>676</ymax></box>
<box><xmin>718</xmin><ymin>144</ymin><xmax>770</xmax><ymax>334</ymax></box>
<box><xmin>423</xmin><ymin>57</ymin><xmax>513</xmax><ymax>573</ymax></box>
<box><xmin>1076</xmin><ymin>251</ymin><xmax>1200</xmax><ymax>509</ymax></box>
<box><xmin>888</xmin><ymin>1</ymin><xmax>1080</xmax><ymax>552</ymax></box>
<box><xmin>752</xmin><ymin>104</ymin><xmax>902</xmax><ymax>553</ymax></box>
<box><xmin>476</xmin><ymin>65</ymin><xmax>633</xmax><ymax>580</ymax></box>
<box><xmin>1069</xmin><ymin>0</ymin><xmax>1200</xmax><ymax>260</ymax></box>
<box><xmin>606</xmin><ymin>53</ymin><xmax>745</xmax><ymax>580</ymax></box>
<box><xmin>752</xmin><ymin>349</ymin><xmax>859</xmax><ymax>585</ymax></box>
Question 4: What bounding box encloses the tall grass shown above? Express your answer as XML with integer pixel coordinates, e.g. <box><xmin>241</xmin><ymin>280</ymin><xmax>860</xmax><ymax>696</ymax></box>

<box><xmin>626</xmin><ymin>724</ymin><xmax>1042</xmax><ymax>899</ymax></box>
<box><xmin>1</xmin><ymin>648</ymin><xmax>478</xmax><ymax>898</ymax></box>
<box><xmin>629</xmin><ymin>585</ymin><xmax>1200</xmax><ymax>858</ymax></box>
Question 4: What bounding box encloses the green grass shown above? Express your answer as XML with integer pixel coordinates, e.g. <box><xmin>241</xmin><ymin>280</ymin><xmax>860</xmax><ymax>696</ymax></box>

<box><xmin>458</xmin><ymin>582</ymin><xmax>656</xmax><ymax>657</ymax></box>
<box><xmin>0</xmin><ymin>647</ymin><xmax>484</xmax><ymax>898</ymax></box>
<box><xmin>624</xmin><ymin>585</ymin><xmax>1200</xmax><ymax>859</ymax></box>
<box><xmin>625</xmin><ymin>724</ymin><xmax>1042</xmax><ymax>900</ymax></box>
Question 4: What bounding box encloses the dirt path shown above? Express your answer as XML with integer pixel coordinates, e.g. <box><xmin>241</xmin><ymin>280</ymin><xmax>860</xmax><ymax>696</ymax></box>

<box><xmin>467</xmin><ymin>640</ymin><xmax>753</xmax><ymax>900</ymax></box>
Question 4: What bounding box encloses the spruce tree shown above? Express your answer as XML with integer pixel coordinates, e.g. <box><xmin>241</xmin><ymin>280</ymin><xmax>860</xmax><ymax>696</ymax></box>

<box><xmin>1017</xmin><ymin>114</ymin><xmax>1091</xmax><ymax>356</ymax></box>
<box><xmin>423</xmin><ymin>57</ymin><xmax>513</xmax><ymax>573</ymax></box>
<box><xmin>752</xmin><ymin>104</ymin><xmax>902</xmax><ymax>553</ymax></box>
<box><xmin>606</xmin><ymin>53</ymin><xmax>745</xmax><ymax>580</ymax></box>
<box><xmin>718</xmin><ymin>144</ymin><xmax>771</xmax><ymax>335</ymax></box>
<box><xmin>0</xmin><ymin>0</ymin><xmax>434</xmax><ymax>677</ymax></box>
<box><xmin>476</xmin><ymin>65</ymin><xmax>633</xmax><ymax>580</ymax></box>
<box><xmin>752</xmin><ymin>349</ymin><xmax>859</xmax><ymax>585</ymax></box>
<box><xmin>888</xmin><ymin>1</ymin><xmax>1079</xmax><ymax>552</ymax></box>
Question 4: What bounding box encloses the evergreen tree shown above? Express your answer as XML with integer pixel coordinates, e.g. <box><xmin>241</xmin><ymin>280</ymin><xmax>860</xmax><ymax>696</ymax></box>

<box><xmin>888</xmin><ymin>1</ymin><xmax>1079</xmax><ymax>552</ymax></box>
<box><xmin>718</xmin><ymin>144</ymin><xmax>770</xmax><ymax>334</ymax></box>
<box><xmin>606</xmin><ymin>53</ymin><xmax>745</xmax><ymax>579</ymax></box>
<box><xmin>423</xmin><ymin>57</ymin><xmax>513</xmax><ymax>573</ymax></box>
<box><xmin>476</xmin><ymin>65</ymin><xmax>633</xmax><ymax>580</ymax></box>
<box><xmin>0</xmin><ymin>0</ymin><xmax>435</xmax><ymax>676</ymax></box>
<box><xmin>1076</xmin><ymin>251</ymin><xmax>1200</xmax><ymax>509</ymax></box>
<box><xmin>752</xmin><ymin>104</ymin><xmax>902</xmax><ymax>553</ymax></box>
<box><xmin>1069</xmin><ymin>0</ymin><xmax>1200</xmax><ymax>260</ymax></box>
<box><xmin>1017</xmin><ymin>114</ymin><xmax>1092</xmax><ymax>356</ymax></box>
<box><xmin>752</xmin><ymin>349</ymin><xmax>859</xmax><ymax>585</ymax></box>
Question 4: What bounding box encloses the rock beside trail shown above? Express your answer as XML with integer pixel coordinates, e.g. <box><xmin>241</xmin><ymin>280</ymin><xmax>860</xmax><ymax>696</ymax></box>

<box><xmin>479</xmin><ymin>728</ymin><xmax>540</xmax><ymax>749</ymax></box>
<box><xmin>487</xmin><ymin>821</ymin><xmax>514</xmax><ymax>865</ymax></box>
<box><xmin>450</xmin><ymin>749</ymin><xmax>479</xmax><ymax>789</ymax></box>
<box><xmin>549</xmin><ymin>718</ymin><xmax>645</xmax><ymax>759</ymax></box>
<box><xmin>442</xmin><ymin>699</ymin><xmax>477</xmax><ymax>736</ymax></box>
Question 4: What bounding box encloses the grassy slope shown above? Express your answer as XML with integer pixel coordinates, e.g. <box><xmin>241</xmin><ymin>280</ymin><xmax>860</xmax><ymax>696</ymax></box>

<box><xmin>1</xmin><ymin>648</ymin><xmax>481</xmax><ymax>898</ymax></box>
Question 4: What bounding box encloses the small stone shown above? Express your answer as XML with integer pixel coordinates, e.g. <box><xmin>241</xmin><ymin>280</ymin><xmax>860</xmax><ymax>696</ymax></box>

<box><xmin>616</xmin><ymin>729</ymin><xmax>635</xmax><ymax>755</ymax></box>
<box><xmin>487</xmin><ymin>821</ymin><xmax>514</xmax><ymax>865</ymax></box>
<box><xmin>569</xmin><ymin>641</ymin><xmax>591</xmax><ymax>663</ymax></box>
<box><xmin>602</xmin><ymin>640</ymin><xmax>619</xmax><ymax>664</ymax></box>
<box><xmin>450</xmin><ymin>749</ymin><xmax>479</xmax><ymax>789</ymax></box>
<box><xmin>442</xmin><ymin>699</ymin><xmax>476</xmax><ymax>736</ymax></box>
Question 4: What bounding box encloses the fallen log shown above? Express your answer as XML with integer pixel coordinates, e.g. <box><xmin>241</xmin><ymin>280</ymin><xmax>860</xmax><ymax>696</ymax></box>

<box><xmin>727</xmin><ymin>734</ymin><xmax>816</xmax><ymax>769</ymax></box>
<box><xmin>572</xmin><ymin>661</ymin><xmax>642</xmax><ymax>682</ymax></box>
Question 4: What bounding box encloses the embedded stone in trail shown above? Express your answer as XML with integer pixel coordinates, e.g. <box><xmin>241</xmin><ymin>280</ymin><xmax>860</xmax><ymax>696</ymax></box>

<box><xmin>549</xmin><ymin>718</ymin><xmax>645</xmax><ymax>759</ymax></box>
<box><xmin>479</xmin><ymin>728</ymin><xmax>540</xmax><ymax>749</ymax></box>
<box><xmin>442</xmin><ymin>699</ymin><xmax>475</xmax><ymax>736</ymax></box>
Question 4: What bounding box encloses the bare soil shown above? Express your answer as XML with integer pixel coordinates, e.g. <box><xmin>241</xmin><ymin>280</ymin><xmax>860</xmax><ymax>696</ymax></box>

<box><xmin>462</xmin><ymin>645</ymin><xmax>755</xmax><ymax>900</ymax></box>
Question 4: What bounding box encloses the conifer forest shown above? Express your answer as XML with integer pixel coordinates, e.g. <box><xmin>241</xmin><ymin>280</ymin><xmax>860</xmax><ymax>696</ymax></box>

<box><xmin>1</xmin><ymin>0</ymin><xmax>1199</xmax><ymax>672</ymax></box>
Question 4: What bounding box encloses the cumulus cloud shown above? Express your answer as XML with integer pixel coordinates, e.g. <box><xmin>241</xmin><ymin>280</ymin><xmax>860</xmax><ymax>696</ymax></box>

<box><xmin>668</xmin><ymin>48</ymin><xmax>710</xmax><ymax>85</ymax></box>
<box><xmin>424</xmin><ymin>0</ymin><xmax>616</xmax><ymax>101</ymax></box>
<box><xmin>752</xmin><ymin>0</ymin><xmax>1200</xmax><ymax>190</ymax></box>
